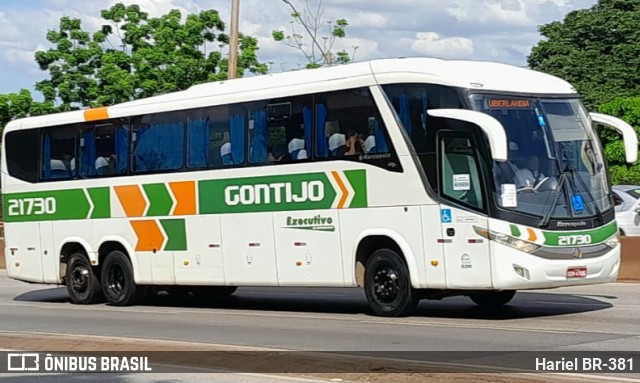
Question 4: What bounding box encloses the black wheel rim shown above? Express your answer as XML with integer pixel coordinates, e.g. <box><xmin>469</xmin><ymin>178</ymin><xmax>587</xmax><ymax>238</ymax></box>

<box><xmin>70</xmin><ymin>263</ymin><xmax>89</xmax><ymax>295</ymax></box>
<box><xmin>106</xmin><ymin>263</ymin><xmax>126</xmax><ymax>297</ymax></box>
<box><xmin>373</xmin><ymin>265</ymin><xmax>400</xmax><ymax>304</ymax></box>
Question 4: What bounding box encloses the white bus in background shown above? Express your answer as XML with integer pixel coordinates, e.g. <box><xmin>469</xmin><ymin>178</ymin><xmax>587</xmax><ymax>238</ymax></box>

<box><xmin>2</xmin><ymin>58</ymin><xmax>637</xmax><ymax>317</ymax></box>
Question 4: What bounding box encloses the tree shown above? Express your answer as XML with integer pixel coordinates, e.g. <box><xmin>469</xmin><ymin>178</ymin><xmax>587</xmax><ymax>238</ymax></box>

<box><xmin>34</xmin><ymin>3</ymin><xmax>268</xmax><ymax>110</ymax></box>
<box><xmin>598</xmin><ymin>96</ymin><xmax>640</xmax><ymax>184</ymax></box>
<box><xmin>0</xmin><ymin>89</ymin><xmax>55</xmax><ymax>134</ymax></box>
<box><xmin>528</xmin><ymin>0</ymin><xmax>640</xmax><ymax>109</ymax></box>
<box><xmin>272</xmin><ymin>0</ymin><xmax>354</xmax><ymax>69</ymax></box>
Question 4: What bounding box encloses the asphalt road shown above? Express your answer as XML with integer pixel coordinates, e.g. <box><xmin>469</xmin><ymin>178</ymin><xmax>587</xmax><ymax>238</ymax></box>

<box><xmin>0</xmin><ymin>271</ymin><xmax>639</xmax><ymax>381</ymax></box>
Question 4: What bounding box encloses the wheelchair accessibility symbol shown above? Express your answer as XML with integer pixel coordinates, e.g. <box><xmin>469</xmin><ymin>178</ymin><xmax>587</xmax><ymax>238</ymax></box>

<box><xmin>441</xmin><ymin>209</ymin><xmax>452</xmax><ymax>223</ymax></box>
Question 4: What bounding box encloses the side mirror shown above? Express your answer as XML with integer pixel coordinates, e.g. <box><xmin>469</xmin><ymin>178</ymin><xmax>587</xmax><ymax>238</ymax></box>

<box><xmin>427</xmin><ymin>109</ymin><xmax>508</xmax><ymax>162</ymax></box>
<box><xmin>590</xmin><ymin>113</ymin><xmax>639</xmax><ymax>164</ymax></box>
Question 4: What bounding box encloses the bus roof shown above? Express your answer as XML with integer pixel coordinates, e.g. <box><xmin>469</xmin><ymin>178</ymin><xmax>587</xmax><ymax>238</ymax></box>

<box><xmin>3</xmin><ymin>57</ymin><xmax>577</xmax><ymax>133</ymax></box>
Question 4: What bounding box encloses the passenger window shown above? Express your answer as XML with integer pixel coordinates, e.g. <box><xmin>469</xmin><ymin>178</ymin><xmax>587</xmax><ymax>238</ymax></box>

<box><xmin>132</xmin><ymin>111</ymin><xmax>185</xmax><ymax>173</ymax></box>
<box><xmin>316</xmin><ymin>88</ymin><xmax>390</xmax><ymax>158</ymax></box>
<box><xmin>5</xmin><ymin>129</ymin><xmax>39</xmax><ymax>183</ymax></box>
<box><xmin>249</xmin><ymin>96</ymin><xmax>313</xmax><ymax>164</ymax></box>
<box><xmin>42</xmin><ymin>126</ymin><xmax>78</xmax><ymax>181</ymax></box>
<box><xmin>80</xmin><ymin>120</ymin><xmax>129</xmax><ymax>177</ymax></box>
<box><xmin>187</xmin><ymin>105</ymin><xmax>244</xmax><ymax>168</ymax></box>
<box><xmin>439</xmin><ymin>133</ymin><xmax>484</xmax><ymax>210</ymax></box>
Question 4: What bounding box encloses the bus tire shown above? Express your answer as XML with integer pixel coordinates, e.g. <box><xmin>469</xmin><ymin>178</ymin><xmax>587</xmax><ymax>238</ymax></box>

<box><xmin>364</xmin><ymin>249</ymin><xmax>418</xmax><ymax>317</ymax></box>
<box><xmin>469</xmin><ymin>290</ymin><xmax>516</xmax><ymax>308</ymax></box>
<box><xmin>101</xmin><ymin>250</ymin><xmax>144</xmax><ymax>306</ymax></box>
<box><xmin>66</xmin><ymin>253</ymin><xmax>103</xmax><ymax>304</ymax></box>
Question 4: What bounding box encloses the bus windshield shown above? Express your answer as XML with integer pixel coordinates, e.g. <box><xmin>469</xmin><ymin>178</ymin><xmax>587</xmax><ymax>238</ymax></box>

<box><xmin>471</xmin><ymin>95</ymin><xmax>611</xmax><ymax>221</ymax></box>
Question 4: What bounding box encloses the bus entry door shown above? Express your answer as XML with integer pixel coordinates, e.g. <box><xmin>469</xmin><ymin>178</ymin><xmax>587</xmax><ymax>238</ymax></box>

<box><xmin>438</xmin><ymin>132</ymin><xmax>493</xmax><ymax>288</ymax></box>
<box><xmin>439</xmin><ymin>207</ymin><xmax>492</xmax><ymax>288</ymax></box>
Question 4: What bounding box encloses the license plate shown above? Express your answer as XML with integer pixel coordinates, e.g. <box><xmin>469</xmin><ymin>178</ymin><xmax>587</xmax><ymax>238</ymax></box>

<box><xmin>566</xmin><ymin>266</ymin><xmax>587</xmax><ymax>278</ymax></box>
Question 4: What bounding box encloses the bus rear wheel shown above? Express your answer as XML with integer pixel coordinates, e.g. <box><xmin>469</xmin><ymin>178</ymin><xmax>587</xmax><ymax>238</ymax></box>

<box><xmin>66</xmin><ymin>253</ymin><xmax>103</xmax><ymax>304</ymax></box>
<box><xmin>364</xmin><ymin>249</ymin><xmax>418</xmax><ymax>317</ymax></box>
<box><xmin>469</xmin><ymin>290</ymin><xmax>516</xmax><ymax>308</ymax></box>
<box><xmin>101</xmin><ymin>250</ymin><xmax>145</xmax><ymax>306</ymax></box>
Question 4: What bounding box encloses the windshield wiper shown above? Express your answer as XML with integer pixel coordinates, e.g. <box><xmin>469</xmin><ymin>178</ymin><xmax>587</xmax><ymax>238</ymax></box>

<box><xmin>538</xmin><ymin>171</ymin><xmax>568</xmax><ymax>228</ymax></box>
<box><xmin>566</xmin><ymin>167</ymin><xmax>604</xmax><ymax>225</ymax></box>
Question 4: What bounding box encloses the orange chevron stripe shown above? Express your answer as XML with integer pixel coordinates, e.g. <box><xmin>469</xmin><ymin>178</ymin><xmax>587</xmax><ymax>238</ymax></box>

<box><xmin>131</xmin><ymin>220</ymin><xmax>165</xmax><ymax>252</ymax></box>
<box><xmin>84</xmin><ymin>107</ymin><xmax>109</xmax><ymax>121</ymax></box>
<box><xmin>331</xmin><ymin>171</ymin><xmax>349</xmax><ymax>209</ymax></box>
<box><xmin>169</xmin><ymin>181</ymin><xmax>196</xmax><ymax>215</ymax></box>
<box><xmin>115</xmin><ymin>185</ymin><xmax>147</xmax><ymax>217</ymax></box>
<box><xmin>527</xmin><ymin>228</ymin><xmax>537</xmax><ymax>242</ymax></box>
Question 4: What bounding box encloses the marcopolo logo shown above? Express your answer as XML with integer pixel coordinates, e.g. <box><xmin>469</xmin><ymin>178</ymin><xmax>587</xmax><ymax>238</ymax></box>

<box><xmin>285</xmin><ymin>214</ymin><xmax>335</xmax><ymax>232</ymax></box>
<box><xmin>199</xmin><ymin>170</ymin><xmax>367</xmax><ymax>214</ymax></box>
<box><xmin>225</xmin><ymin>181</ymin><xmax>325</xmax><ymax>206</ymax></box>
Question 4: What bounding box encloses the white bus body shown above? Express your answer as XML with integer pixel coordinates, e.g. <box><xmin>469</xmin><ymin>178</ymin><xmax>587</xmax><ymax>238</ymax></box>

<box><xmin>2</xmin><ymin>58</ymin><xmax>636</xmax><ymax>316</ymax></box>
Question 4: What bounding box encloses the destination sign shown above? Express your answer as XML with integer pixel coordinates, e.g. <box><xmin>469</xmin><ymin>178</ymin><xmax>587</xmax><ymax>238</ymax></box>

<box><xmin>487</xmin><ymin>99</ymin><xmax>532</xmax><ymax>109</ymax></box>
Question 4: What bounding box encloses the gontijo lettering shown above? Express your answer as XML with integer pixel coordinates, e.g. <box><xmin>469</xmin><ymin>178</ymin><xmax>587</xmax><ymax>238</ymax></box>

<box><xmin>225</xmin><ymin>181</ymin><xmax>324</xmax><ymax>206</ymax></box>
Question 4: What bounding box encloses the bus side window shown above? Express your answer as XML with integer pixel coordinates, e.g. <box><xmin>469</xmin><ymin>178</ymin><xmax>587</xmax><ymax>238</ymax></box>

<box><xmin>248</xmin><ymin>96</ymin><xmax>313</xmax><ymax>164</ymax></box>
<box><xmin>42</xmin><ymin>126</ymin><xmax>78</xmax><ymax>181</ymax></box>
<box><xmin>132</xmin><ymin>111</ymin><xmax>185</xmax><ymax>173</ymax></box>
<box><xmin>186</xmin><ymin>104</ymin><xmax>242</xmax><ymax>168</ymax></box>
<box><xmin>5</xmin><ymin>129</ymin><xmax>39</xmax><ymax>183</ymax></box>
<box><xmin>79</xmin><ymin>121</ymin><xmax>128</xmax><ymax>177</ymax></box>
<box><xmin>316</xmin><ymin>88</ymin><xmax>390</xmax><ymax>158</ymax></box>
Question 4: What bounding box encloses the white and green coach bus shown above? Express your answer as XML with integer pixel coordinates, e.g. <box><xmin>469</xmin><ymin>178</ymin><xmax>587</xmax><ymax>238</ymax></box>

<box><xmin>2</xmin><ymin>58</ymin><xmax>638</xmax><ymax>316</ymax></box>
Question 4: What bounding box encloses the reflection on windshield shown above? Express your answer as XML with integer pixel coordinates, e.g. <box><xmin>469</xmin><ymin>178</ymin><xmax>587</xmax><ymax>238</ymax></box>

<box><xmin>472</xmin><ymin>95</ymin><xmax>611</xmax><ymax>221</ymax></box>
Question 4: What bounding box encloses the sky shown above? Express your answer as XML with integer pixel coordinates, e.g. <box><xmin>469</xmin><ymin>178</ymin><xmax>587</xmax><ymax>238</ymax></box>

<box><xmin>0</xmin><ymin>0</ymin><xmax>598</xmax><ymax>95</ymax></box>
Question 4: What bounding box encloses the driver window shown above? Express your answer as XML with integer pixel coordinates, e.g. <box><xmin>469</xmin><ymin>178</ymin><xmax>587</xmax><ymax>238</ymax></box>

<box><xmin>440</xmin><ymin>134</ymin><xmax>484</xmax><ymax>210</ymax></box>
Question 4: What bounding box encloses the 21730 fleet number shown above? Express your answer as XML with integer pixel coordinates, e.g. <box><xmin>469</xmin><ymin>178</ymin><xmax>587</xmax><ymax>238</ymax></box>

<box><xmin>7</xmin><ymin>197</ymin><xmax>57</xmax><ymax>216</ymax></box>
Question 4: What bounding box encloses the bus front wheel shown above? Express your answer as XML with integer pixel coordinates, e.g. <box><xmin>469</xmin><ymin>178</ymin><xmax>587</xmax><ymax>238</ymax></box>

<box><xmin>66</xmin><ymin>253</ymin><xmax>103</xmax><ymax>304</ymax></box>
<box><xmin>101</xmin><ymin>250</ymin><xmax>145</xmax><ymax>306</ymax></box>
<box><xmin>469</xmin><ymin>290</ymin><xmax>516</xmax><ymax>308</ymax></box>
<box><xmin>364</xmin><ymin>249</ymin><xmax>418</xmax><ymax>317</ymax></box>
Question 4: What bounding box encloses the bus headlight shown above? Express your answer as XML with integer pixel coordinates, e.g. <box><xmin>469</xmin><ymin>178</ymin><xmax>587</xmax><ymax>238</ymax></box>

<box><xmin>474</xmin><ymin>226</ymin><xmax>541</xmax><ymax>253</ymax></box>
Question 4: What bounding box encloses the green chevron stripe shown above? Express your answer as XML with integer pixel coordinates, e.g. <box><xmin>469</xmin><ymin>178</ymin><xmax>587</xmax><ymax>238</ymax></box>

<box><xmin>160</xmin><ymin>219</ymin><xmax>187</xmax><ymax>251</ymax></box>
<box><xmin>344</xmin><ymin>170</ymin><xmax>367</xmax><ymax>208</ymax></box>
<box><xmin>88</xmin><ymin>187</ymin><xmax>111</xmax><ymax>219</ymax></box>
<box><xmin>143</xmin><ymin>184</ymin><xmax>173</xmax><ymax>217</ymax></box>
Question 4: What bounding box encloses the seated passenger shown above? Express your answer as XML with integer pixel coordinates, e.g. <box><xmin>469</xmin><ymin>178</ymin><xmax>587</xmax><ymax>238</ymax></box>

<box><xmin>267</xmin><ymin>144</ymin><xmax>288</xmax><ymax>162</ymax></box>
<box><xmin>50</xmin><ymin>159</ymin><xmax>71</xmax><ymax>178</ymax></box>
<box><xmin>363</xmin><ymin>134</ymin><xmax>376</xmax><ymax>153</ymax></box>
<box><xmin>288</xmin><ymin>137</ymin><xmax>308</xmax><ymax>160</ymax></box>
<box><xmin>340</xmin><ymin>131</ymin><xmax>366</xmax><ymax>156</ymax></box>
<box><xmin>95</xmin><ymin>151</ymin><xmax>115</xmax><ymax>176</ymax></box>
<box><xmin>328</xmin><ymin>133</ymin><xmax>346</xmax><ymax>156</ymax></box>
<box><xmin>220</xmin><ymin>142</ymin><xmax>233</xmax><ymax>165</ymax></box>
